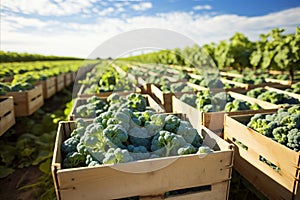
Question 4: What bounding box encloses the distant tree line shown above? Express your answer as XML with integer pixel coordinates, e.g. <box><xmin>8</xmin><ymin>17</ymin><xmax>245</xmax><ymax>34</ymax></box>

<box><xmin>122</xmin><ymin>27</ymin><xmax>300</xmax><ymax>81</ymax></box>
<box><xmin>0</xmin><ymin>51</ymin><xmax>84</xmax><ymax>63</ymax></box>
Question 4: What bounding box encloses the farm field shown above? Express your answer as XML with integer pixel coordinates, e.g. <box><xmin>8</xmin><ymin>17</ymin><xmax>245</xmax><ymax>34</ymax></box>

<box><xmin>0</xmin><ymin>25</ymin><xmax>300</xmax><ymax>200</ymax></box>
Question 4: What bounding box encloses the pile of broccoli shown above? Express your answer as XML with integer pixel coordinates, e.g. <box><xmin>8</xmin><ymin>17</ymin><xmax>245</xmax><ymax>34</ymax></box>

<box><xmin>232</xmin><ymin>76</ymin><xmax>266</xmax><ymax>85</ymax></box>
<box><xmin>75</xmin><ymin>93</ymin><xmax>149</xmax><ymax>118</ymax></box>
<box><xmin>189</xmin><ymin>77</ymin><xmax>224</xmax><ymax>89</ymax></box>
<box><xmin>0</xmin><ymin>82</ymin><xmax>34</xmax><ymax>95</ymax></box>
<box><xmin>179</xmin><ymin>91</ymin><xmax>261</xmax><ymax>113</ymax></box>
<box><xmin>246</xmin><ymin>87</ymin><xmax>300</xmax><ymax>105</ymax></box>
<box><xmin>62</xmin><ymin>111</ymin><xmax>213</xmax><ymax>168</ymax></box>
<box><xmin>247</xmin><ymin>105</ymin><xmax>300</xmax><ymax>152</ymax></box>
<box><xmin>286</xmin><ymin>82</ymin><xmax>300</xmax><ymax>94</ymax></box>
<box><xmin>75</xmin><ymin>96</ymin><xmax>108</xmax><ymax>118</ymax></box>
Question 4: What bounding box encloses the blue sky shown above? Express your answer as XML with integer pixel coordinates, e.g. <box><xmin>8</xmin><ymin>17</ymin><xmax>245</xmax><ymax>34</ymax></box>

<box><xmin>1</xmin><ymin>0</ymin><xmax>300</xmax><ymax>58</ymax></box>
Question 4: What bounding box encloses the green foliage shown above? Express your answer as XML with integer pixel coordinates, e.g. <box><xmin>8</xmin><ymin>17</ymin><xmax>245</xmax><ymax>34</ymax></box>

<box><xmin>0</xmin><ymin>50</ymin><xmax>83</xmax><ymax>62</ymax></box>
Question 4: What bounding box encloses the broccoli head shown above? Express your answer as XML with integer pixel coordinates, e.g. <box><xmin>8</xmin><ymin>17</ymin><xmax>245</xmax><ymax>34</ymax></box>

<box><xmin>164</xmin><ymin>115</ymin><xmax>180</xmax><ymax>132</ymax></box>
<box><xmin>62</xmin><ymin>152</ymin><xmax>86</xmax><ymax>168</ymax></box>
<box><xmin>287</xmin><ymin>129</ymin><xmax>300</xmax><ymax>152</ymax></box>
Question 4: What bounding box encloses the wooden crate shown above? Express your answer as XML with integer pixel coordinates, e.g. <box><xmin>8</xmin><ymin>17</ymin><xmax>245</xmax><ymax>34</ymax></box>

<box><xmin>38</xmin><ymin>76</ymin><xmax>56</xmax><ymax>99</ymax></box>
<box><xmin>224</xmin><ymin>113</ymin><xmax>300</xmax><ymax>200</ymax></box>
<box><xmin>69</xmin><ymin>94</ymin><xmax>165</xmax><ymax>120</ymax></box>
<box><xmin>0</xmin><ymin>96</ymin><xmax>15</xmax><ymax>136</ymax></box>
<box><xmin>65</xmin><ymin>72</ymin><xmax>73</xmax><ymax>87</ymax></box>
<box><xmin>6</xmin><ymin>85</ymin><xmax>44</xmax><ymax>117</ymax></box>
<box><xmin>52</xmin><ymin>121</ymin><xmax>234</xmax><ymax>200</ymax></box>
<box><xmin>71</xmin><ymin>71</ymin><xmax>77</xmax><ymax>83</ymax></box>
<box><xmin>56</xmin><ymin>74</ymin><xmax>65</xmax><ymax>92</ymax></box>
<box><xmin>172</xmin><ymin>92</ymin><xmax>279</xmax><ymax>133</ymax></box>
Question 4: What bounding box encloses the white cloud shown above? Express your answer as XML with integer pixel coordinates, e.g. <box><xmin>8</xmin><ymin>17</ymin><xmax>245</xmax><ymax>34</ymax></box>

<box><xmin>132</xmin><ymin>2</ymin><xmax>152</xmax><ymax>11</ymax></box>
<box><xmin>98</xmin><ymin>7</ymin><xmax>115</xmax><ymax>16</ymax></box>
<box><xmin>1</xmin><ymin>7</ymin><xmax>300</xmax><ymax>58</ymax></box>
<box><xmin>1</xmin><ymin>0</ymin><xmax>94</xmax><ymax>16</ymax></box>
<box><xmin>193</xmin><ymin>5</ymin><xmax>212</xmax><ymax>10</ymax></box>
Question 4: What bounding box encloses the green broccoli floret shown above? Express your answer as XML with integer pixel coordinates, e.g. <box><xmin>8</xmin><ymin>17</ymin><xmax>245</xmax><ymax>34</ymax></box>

<box><xmin>246</xmin><ymin>87</ymin><xmax>267</xmax><ymax>98</ymax></box>
<box><xmin>127</xmin><ymin>145</ymin><xmax>150</xmax><ymax>160</ymax></box>
<box><xmin>287</xmin><ymin>129</ymin><xmax>300</xmax><ymax>152</ymax></box>
<box><xmin>102</xmin><ymin>148</ymin><xmax>134</xmax><ymax>164</ymax></box>
<box><xmin>279</xmin><ymin>114</ymin><xmax>300</xmax><ymax>130</ymax></box>
<box><xmin>272</xmin><ymin>126</ymin><xmax>288</xmax><ymax>144</ymax></box>
<box><xmin>202</xmin><ymin>104</ymin><xmax>216</xmax><ymax>112</ymax></box>
<box><xmin>197</xmin><ymin>145</ymin><xmax>214</xmax><ymax>153</ymax></box>
<box><xmin>126</xmin><ymin>93</ymin><xmax>147</xmax><ymax>112</ymax></box>
<box><xmin>180</xmin><ymin>93</ymin><xmax>197</xmax><ymax>107</ymax></box>
<box><xmin>288</xmin><ymin>105</ymin><xmax>300</xmax><ymax>114</ymax></box>
<box><xmin>61</xmin><ymin>136</ymin><xmax>80</xmax><ymax>154</ymax></box>
<box><xmin>164</xmin><ymin>115</ymin><xmax>180</xmax><ymax>132</ymax></box>
<box><xmin>176</xmin><ymin>121</ymin><xmax>203</xmax><ymax>147</ymax></box>
<box><xmin>170</xmin><ymin>82</ymin><xmax>193</xmax><ymax>93</ymax></box>
<box><xmin>196</xmin><ymin>93</ymin><xmax>211</xmax><ymax>110</ymax></box>
<box><xmin>103</xmin><ymin>124</ymin><xmax>128</xmax><ymax>148</ymax></box>
<box><xmin>247</xmin><ymin>115</ymin><xmax>278</xmax><ymax>137</ymax></box>
<box><xmin>153</xmin><ymin>130</ymin><xmax>187</xmax><ymax>157</ymax></box>
<box><xmin>62</xmin><ymin>152</ymin><xmax>86</xmax><ymax>168</ymax></box>
<box><xmin>128</xmin><ymin>127</ymin><xmax>151</xmax><ymax>148</ymax></box>
<box><xmin>225</xmin><ymin>99</ymin><xmax>251</xmax><ymax>112</ymax></box>
<box><xmin>177</xmin><ymin>144</ymin><xmax>196</xmax><ymax>155</ymax></box>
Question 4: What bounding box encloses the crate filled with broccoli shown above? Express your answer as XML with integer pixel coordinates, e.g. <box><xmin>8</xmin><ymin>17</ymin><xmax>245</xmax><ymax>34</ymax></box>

<box><xmin>52</xmin><ymin>112</ymin><xmax>233</xmax><ymax>200</ymax></box>
<box><xmin>172</xmin><ymin>90</ymin><xmax>278</xmax><ymax>132</ymax></box>
<box><xmin>224</xmin><ymin>105</ymin><xmax>300</xmax><ymax>199</ymax></box>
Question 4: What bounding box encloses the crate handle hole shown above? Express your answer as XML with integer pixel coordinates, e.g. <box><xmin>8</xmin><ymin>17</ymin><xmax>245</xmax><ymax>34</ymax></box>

<box><xmin>232</xmin><ymin>137</ymin><xmax>248</xmax><ymax>151</ymax></box>
<box><xmin>164</xmin><ymin>184</ymin><xmax>212</xmax><ymax>198</ymax></box>
<box><xmin>259</xmin><ymin>155</ymin><xmax>281</xmax><ymax>174</ymax></box>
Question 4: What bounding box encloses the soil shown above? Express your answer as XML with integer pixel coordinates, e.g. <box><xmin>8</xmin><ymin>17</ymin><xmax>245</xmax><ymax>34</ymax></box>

<box><xmin>0</xmin><ymin>166</ymin><xmax>43</xmax><ymax>200</ymax></box>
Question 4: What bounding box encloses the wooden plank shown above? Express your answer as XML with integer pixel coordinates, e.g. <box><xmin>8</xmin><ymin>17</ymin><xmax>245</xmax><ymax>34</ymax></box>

<box><xmin>172</xmin><ymin>96</ymin><xmax>202</xmax><ymax>130</ymax></box>
<box><xmin>265</xmin><ymin>78</ymin><xmax>292</xmax><ymax>86</ymax></box>
<box><xmin>65</xmin><ymin>73</ymin><xmax>72</xmax><ymax>87</ymax></box>
<box><xmin>56</xmin><ymin>74</ymin><xmax>65</xmax><ymax>92</ymax></box>
<box><xmin>165</xmin><ymin>181</ymin><xmax>229</xmax><ymax>200</ymax></box>
<box><xmin>233</xmin><ymin>151</ymin><xmax>296</xmax><ymax>200</ymax></box>
<box><xmin>224</xmin><ymin>114</ymin><xmax>300</xmax><ymax>193</ymax></box>
<box><xmin>0</xmin><ymin>97</ymin><xmax>15</xmax><ymax>136</ymax></box>
<box><xmin>38</xmin><ymin>77</ymin><xmax>56</xmax><ymax>99</ymax></box>
<box><xmin>52</xmin><ymin>121</ymin><xmax>233</xmax><ymax>200</ymax></box>
<box><xmin>150</xmin><ymin>84</ymin><xmax>173</xmax><ymax>112</ymax></box>
<box><xmin>56</xmin><ymin>151</ymin><xmax>232</xmax><ymax>200</ymax></box>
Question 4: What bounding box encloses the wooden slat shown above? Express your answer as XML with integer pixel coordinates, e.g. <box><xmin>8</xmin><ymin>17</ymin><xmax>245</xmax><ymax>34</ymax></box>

<box><xmin>65</xmin><ymin>72</ymin><xmax>73</xmax><ymax>87</ymax></box>
<box><xmin>56</xmin><ymin>74</ymin><xmax>65</xmax><ymax>92</ymax></box>
<box><xmin>234</xmin><ymin>151</ymin><xmax>295</xmax><ymax>200</ymax></box>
